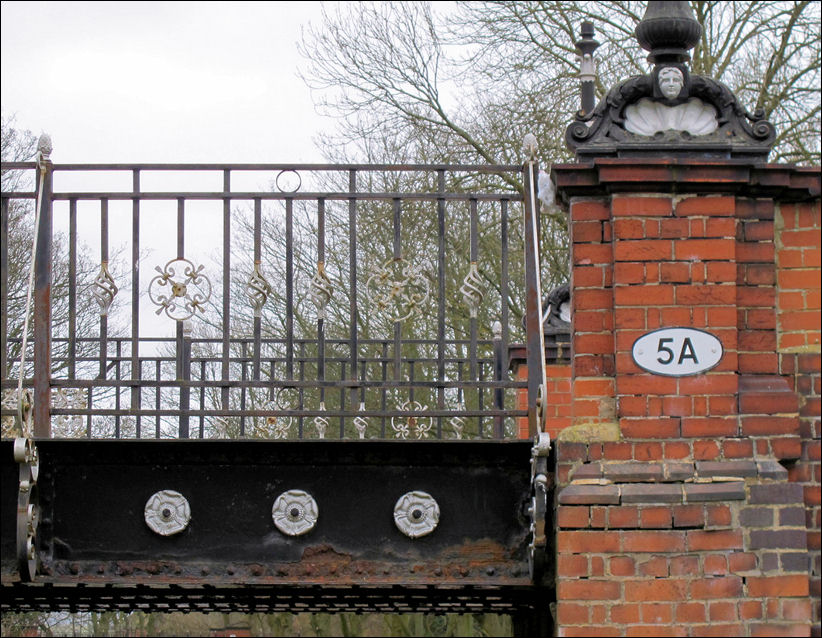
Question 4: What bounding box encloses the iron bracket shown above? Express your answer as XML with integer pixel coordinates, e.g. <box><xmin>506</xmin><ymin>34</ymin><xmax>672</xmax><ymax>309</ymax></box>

<box><xmin>528</xmin><ymin>432</ymin><xmax>551</xmax><ymax>584</ymax></box>
<box><xmin>13</xmin><ymin>437</ymin><xmax>39</xmax><ymax>582</ymax></box>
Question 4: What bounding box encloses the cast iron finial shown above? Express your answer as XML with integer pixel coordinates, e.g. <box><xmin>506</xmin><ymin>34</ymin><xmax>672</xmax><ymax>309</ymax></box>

<box><xmin>575</xmin><ymin>21</ymin><xmax>600</xmax><ymax>115</ymax></box>
<box><xmin>635</xmin><ymin>1</ymin><xmax>702</xmax><ymax>64</ymax></box>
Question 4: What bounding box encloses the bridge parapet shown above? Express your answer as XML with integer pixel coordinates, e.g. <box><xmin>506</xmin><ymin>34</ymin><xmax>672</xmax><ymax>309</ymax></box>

<box><xmin>1</xmin><ymin>161</ymin><xmax>544</xmax><ymax>441</ymax></box>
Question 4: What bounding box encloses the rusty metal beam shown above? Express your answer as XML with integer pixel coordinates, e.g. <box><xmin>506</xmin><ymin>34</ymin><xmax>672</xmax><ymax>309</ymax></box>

<box><xmin>2</xmin><ymin>439</ymin><xmax>550</xmax><ymax>615</ymax></box>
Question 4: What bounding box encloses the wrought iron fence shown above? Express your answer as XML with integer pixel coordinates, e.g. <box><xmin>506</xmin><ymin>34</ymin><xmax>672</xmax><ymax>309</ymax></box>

<box><xmin>1</xmin><ymin>160</ymin><xmax>544</xmax><ymax>440</ymax></box>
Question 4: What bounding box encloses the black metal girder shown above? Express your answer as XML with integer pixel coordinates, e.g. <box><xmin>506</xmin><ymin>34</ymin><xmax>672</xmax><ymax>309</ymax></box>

<box><xmin>2</xmin><ymin>439</ymin><xmax>548</xmax><ymax>615</ymax></box>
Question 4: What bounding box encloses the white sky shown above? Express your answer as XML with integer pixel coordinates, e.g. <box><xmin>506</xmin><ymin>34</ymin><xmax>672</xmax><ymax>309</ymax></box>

<box><xmin>3</xmin><ymin>1</ymin><xmax>348</xmax><ymax>339</ymax></box>
<box><xmin>1</xmin><ymin>1</ymin><xmax>332</xmax><ymax>163</ymax></box>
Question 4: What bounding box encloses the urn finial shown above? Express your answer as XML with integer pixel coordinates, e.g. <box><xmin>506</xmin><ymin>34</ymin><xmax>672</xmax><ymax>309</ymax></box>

<box><xmin>635</xmin><ymin>1</ymin><xmax>702</xmax><ymax>65</ymax></box>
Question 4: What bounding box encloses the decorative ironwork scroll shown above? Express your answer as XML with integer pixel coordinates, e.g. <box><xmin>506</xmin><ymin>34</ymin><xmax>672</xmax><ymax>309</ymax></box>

<box><xmin>266</xmin><ymin>389</ymin><xmax>296</xmax><ymax>439</ymax></box>
<box><xmin>353</xmin><ymin>403</ymin><xmax>369</xmax><ymax>439</ymax></box>
<box><xmin>51</xmin><ymin>388</ymin><xmax>86</xmax><ymax>435</ymax></box>
<box><xmin>309</xmin><ymin>263</ymin><xmax>333</xmax><ymax>320</ymax></box>
<box><xmin>391</xmin><ymin>401</ymin><xmax>432</xmax><ymax>440</ymax></box>
<box><xmin>92</xmin><ymin>262</ymin><xmax>118</xmax><ymax>316</ymax></box>
<box><xmin>148</xmin><ymin>258</ymin><xmax>212</xmax><ymax>321</ymax></box>
<box><xmin>313</xmin><ymin>401</ymin><xmax>329</xmax><ymax>439</ymax></box>
<box><xmin>460</xmin><ymin>262</ymin><xmax>484</xmax><ymax>318</ymax></box>
<box><xmin>246</xmin><ymin>263</ymin><xmax>272</xmax><ymax>317</ymax></box>
<box><xmin>366</xmin><ymin>258</ymin><xmax>429</xmax><ymax>323</ymax></box>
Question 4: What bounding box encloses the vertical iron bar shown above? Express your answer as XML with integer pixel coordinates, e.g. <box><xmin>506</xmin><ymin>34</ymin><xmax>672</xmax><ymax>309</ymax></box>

<box><xmin>240</xmin><ymin>341</ymin><xmax>247</xmax><ymax>437</ymax></box>
<box><xmin>500</xmin><ymin>200</ymin><xmax>510</xmax><ymax>353</ymax></box>
<box><xmin>33</xmin><ymin>159</ymin><xmax>52</xmax><ymax>437</ymax></box>
<box><xmin>98</xmin><ymin>199</ymin><xmax>109</xmax><ymax>379</ymax></box>
<box><xmin>317</xmin><ymin>198</ymin><xmax>326</xmax><ymax>407</ymax></box>
<box><xmin>200</xmin><ymin>360</ymin><xmax>206</xmax><ymax>438</ymax></box>
<box><xmin>298</xmin><ymin>341</ymin><xmax>306</xmax><ymax>438</ymax></box>
<box><xmin>176</xmin><ymin>198</ymin><xmax>190</xmax><ymax>439</ymax></box>
<box><xmin>131</xmin><ymin>170</ymin><xmax>141</xmax><ymax>437</ymax></box>
<box><xmin>494</xmin><ymin>325</ymin><xmax>505</xmax><ymax>439</ymax></box>
<box><xmin>155</xmin><ymin>359</ymin><xmax>161</xmax><ymax>438</ymax></box>
<box><xmin>68</xmin><ymin>199</ymin><xmax>77</xmax><ymax>380</ymax></box>
<box><xmin>381</xmin><ymin>341</ymin><xmax>388</xmax><ymax>438</ymax></box>
<box><xmin>0</xmin><ymin>198</ymin><xmax>7</xmax><ymax>381</ymax></box>
<box><xmin>114</xmin><ymin>340</ymin><xmax>121</xmax><ymax>438</ymax></box>
<box><xmin>252</xmin><ymin>197</ymin><xmax>262</xmax><ymax>380</ymax></box>
<box><xmin>348</xmin><ymin>170</ymin><xmax>358</xmax><ymax>419</ymax></box>
<box><xmin>179</xmin><ymin>321</ymin><xmax>190</xmax><ymax>439</ymax></box>
<box><xmin>524</xmin><ymin>161</ymin><xmax>547</xmax><ymax>438</ymax></box>
<box><xmin>286</xmin><ymin>198</ymin><xmax>294</xmax><ymax>381</ymax></box>
<box><xmin>436</xmin><ymin>170</ymin><xmax>446</xmax><ymax>439</ymax></box>
<box><xmin>392</xmin><ymin>198</ymin><xmax>402</xmax><ymax>382</ymax></box>
<box><xmin>478</xmin><ymin>360</ymin><xmax>485</xmax><ymax>438</ymax></box>
<box><xmin>469</xmin><ymin>198</ymin><xmax>478</xmax><ymax>381</ymax></box>
<box><xmin>496</xmin><ymin>198</ymin><xmax>509</xmax><ymax>439</ymax></box>
<box><xmin>221</xmin><ymin>170</ymin><xmax>231</xmax><ymax>417</ymax></box>
<box><xmin>339</xmin><ymin>361</ymin><xmax>346</xmax><ymax>438</ymax></box>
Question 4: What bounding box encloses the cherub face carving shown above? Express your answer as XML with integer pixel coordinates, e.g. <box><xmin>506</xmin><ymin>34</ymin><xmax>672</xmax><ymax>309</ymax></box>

<box><xmin>658</xmin><ymin>66</ymin><xmax>684</xmax><ymax>100</ymax></box>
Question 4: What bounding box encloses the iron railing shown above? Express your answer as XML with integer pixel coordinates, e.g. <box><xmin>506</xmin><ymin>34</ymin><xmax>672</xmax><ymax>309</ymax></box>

<box><xmin>1</xmin><ymin>159</ymin><xmax>546</xmax><ymax>440</ymax></box>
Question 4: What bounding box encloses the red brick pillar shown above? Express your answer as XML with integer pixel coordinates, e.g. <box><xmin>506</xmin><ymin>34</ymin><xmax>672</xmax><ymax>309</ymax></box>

<box><xmin>551</xmin><ymin>159</ymin><xmax>821</xmax><ymax>637</ymax></box>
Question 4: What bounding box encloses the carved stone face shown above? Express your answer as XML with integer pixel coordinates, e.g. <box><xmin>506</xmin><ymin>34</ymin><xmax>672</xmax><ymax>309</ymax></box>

<box><xmin>658</xmin><ymin>66</ymin><xmax>685</xmax><ymax>100</ymax></box>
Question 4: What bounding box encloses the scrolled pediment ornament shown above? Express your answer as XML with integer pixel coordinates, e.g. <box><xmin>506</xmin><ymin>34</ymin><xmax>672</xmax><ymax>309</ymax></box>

<box><xmin>566</xmin><ymin>1</ymin><xmax>776</xmax><ymax>160</ymax></box>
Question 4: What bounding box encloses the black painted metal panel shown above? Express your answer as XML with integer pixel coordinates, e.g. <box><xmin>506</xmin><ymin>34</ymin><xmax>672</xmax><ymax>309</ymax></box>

<box><xmin>2</xmin><ymin>439</ymin><xmax>542</xmax><ymax>613</ymax></box>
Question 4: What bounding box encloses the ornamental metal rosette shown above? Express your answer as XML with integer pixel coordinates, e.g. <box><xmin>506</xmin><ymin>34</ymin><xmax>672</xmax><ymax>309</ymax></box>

<box><xmin>394</xmin><ymin>491</ymin><xmax>440</xmax><ymax>539</ymax></box>
<box><xmin>144</xmin><ymin>490</ymin><xmax>191</xmax><ymax>537</ymax></box>
<box><xmin>92</xmin><ymin>262</ymin><xmax>118</xmax><ymax>316</ymax></box>
<box><xmin>366</xmin><ymin>258</ymin><xmax>429</xmax><ymax>323</ymax></box>
<box><xmin>272</xmin><ymin>489</ymin><xmax>318</xmax><ymax>536</ymax></box>
<box><xmin>246</xmin><ymin>262</ymin><xmax>273</xmax><ymax>317</ymax></box>
<box><xmin>148</xmin><ymin>258</ymin><xmax>212</xmax><ymax>321</ymax></box>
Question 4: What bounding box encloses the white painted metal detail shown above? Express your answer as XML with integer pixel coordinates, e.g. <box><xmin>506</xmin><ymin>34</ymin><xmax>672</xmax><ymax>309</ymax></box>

<box><xmin>394</xmin><ymin>491</ymin><xmax>440</xmax><ymax>539</ymax></box>
<box><xmin>272</xmin><ymin>490</ymin><xmax>319</xmax><ymax>536</ymax></box>
<box><xmin>632</xmin><ymin>327</ymin><xmax>723</xmax><ymax>377</ymax></box>
<box><xmin>460</xmin><ymin>262</ymin><xmax>485</xmax><ymax>318</ymax></box>
<box><xmin>144</xmin><ymin>490</ymin><xmax>191</xmax><ymax>536</ymax></box>
<box><xmin>92</xmin><ymin>261</ymin><xmax>119</xmax><ymax>316</ymax></box>
<box><xmin>625</xmin><ymin>97</ymin><xmax>718</xmax><ymax>136</ymax></box>
<box><xmin>246</xmin><ymin>262</ymin><xmax>273</xmax><ymax>317</ymax></box>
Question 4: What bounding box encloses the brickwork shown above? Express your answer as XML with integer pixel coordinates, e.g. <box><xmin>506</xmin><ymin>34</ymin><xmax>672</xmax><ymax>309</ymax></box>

<box><xmin>548</xmin><ymin>159</ymin><xmax>821</xmax><ymax>637</ymax></box>
<box><xmin>777</xmin><ymin>201</ymin><xmax>822</xmax><ymax>635</ymax></box>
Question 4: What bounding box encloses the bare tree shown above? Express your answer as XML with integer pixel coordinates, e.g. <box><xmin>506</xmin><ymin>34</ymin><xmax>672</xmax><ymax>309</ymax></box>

<box><xmin>301</xmin><ymin>2</ymin><xmax>820</xmax><ymax>167</ymax></box>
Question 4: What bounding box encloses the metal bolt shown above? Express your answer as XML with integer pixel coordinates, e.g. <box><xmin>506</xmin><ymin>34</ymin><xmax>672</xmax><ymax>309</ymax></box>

<box><xmin>434</xmin><ymin>567</ymin><xmax>443</xmax><ymax>576</ymax></box>
<box><xmin>486</xmin><ymin>567</ymin><xmax>496</xmax><ymax>576</ymax></box>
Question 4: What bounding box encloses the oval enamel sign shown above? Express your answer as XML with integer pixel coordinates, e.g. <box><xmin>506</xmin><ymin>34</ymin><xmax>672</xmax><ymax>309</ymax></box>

<box><xmin>631</xmin><ymin>327</ymin><xmax>723</xmax><ymax>377</ymax></box>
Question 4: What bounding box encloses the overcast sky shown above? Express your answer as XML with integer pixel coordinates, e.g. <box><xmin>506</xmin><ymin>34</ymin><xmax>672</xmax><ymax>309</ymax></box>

<box><xmin>1</xmin><ymin>1</ymin><xmax>332</xmax><ymax>163</ymax></box>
